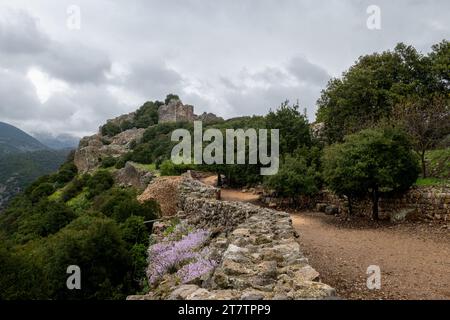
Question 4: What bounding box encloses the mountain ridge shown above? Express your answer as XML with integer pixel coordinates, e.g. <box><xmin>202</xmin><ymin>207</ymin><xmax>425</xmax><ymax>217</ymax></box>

<box><xmin>0</xmin><ymin>121</ymin><xmax>49</xmax><ymax>155</ymax></box>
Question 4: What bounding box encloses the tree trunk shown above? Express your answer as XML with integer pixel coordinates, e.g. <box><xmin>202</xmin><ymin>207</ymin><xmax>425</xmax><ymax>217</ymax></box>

<box><xmin>372</xmin><ymin>187</ymin><xmax>379</xmax><ymax>220</ymax></box>
<box><xmin>421</xmin><ymin>150</ymin><xmax>427</xmax><ymax>178</ymax></box>
<box><xmin>217</xmin><ymin>172</ymin><xmax>222</xmax><ymax>187</ymax></box>
<box><xmin>348</xmin><ymin>196</ymin><xmax>353</xmax><ymax>216</ymax></box>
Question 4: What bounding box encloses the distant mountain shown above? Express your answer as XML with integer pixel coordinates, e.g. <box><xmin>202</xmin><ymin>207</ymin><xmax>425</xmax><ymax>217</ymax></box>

<box><xmin>0</xmin><ymin>122</ymin><xmax>70</xmax><ymax>210</ymax></box>
<box><xmin>0</xmin><ymin>122</ymin><xmax>48</xmax><ymax>155</ymax></box>
<box><xmin>33</xmin><ymin>132</ymin><xmax>80</xmax><ymax>150</ymax></box>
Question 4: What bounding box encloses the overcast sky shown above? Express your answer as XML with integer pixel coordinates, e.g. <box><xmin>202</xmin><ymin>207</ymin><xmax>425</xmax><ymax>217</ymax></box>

<box><xmin>0</xmin><ymin>0</ymin><xmax>448</xmax><ymax>138</ymax></box>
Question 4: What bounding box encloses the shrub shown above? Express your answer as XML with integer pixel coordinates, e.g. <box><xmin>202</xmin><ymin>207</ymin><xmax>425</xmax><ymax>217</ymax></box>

<box><xmin>265</xmin><ymin>155</ymin><xmax>319</xmax><ymax>199</ymax></box>
<box><xmin>86</xmin><ymin>170</ymin><xmax>114</xmax><ymax>199</ymax></box>
<box><xmin>61</xmin><ymin>177</ymin><xmax>85</xmax><ymax>202</ymax></box>
<box><xmin>93</xmin><ymin>188</ymin><xmax>160</xmax><ymax>223</ymax></box>
<box><xmin>159</xmin><ymin>160</ymin><xmax>195</xmax><ymax>176</ymax></box>
<box><xmin>323</xmin><ymin>127</ymin><xmax>420</xmax><ymax>219</ymax></box>
<box><xmin>134</xmin><ymin>101</ymin><xmax>161</xmax><ymax>128</ymax></box>
<box><xmin>100</xmin><ymin>156</ymin><xmax>117</xmax><ymax>168</ymax></box>
<box><xmin>165</xmin><ymin>94</ymin><xmax>180</xmax><ymax>105</ymax></box>
<box><xmin>30</xmin><ymin>183</ymin><xmax>55</xmax><ymax>203</ymax></box>
<box><xmin>101</xmin><ymin>122</ymin><xmax>121</xmax><ymax>137</ymax></box>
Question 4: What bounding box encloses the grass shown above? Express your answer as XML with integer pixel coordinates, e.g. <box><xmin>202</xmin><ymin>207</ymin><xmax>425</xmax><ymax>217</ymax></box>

<box><xmin>67</xmin><ymin>189</ymin><xmax>91</xmax><ymax>213</ymax></box>
<box><xmin>425</xmin><ymin>148</ymin><xmax>450</xmax><ymax>179</ymax></box>
<box><xmin>415</xmin><ymin>177</ymin><xmax>449</xmax><ymax>187</ymax></box>
<box><xmin>133</xmin><ymin>163</ymin><xmax>156</xmax><ymax>172</ymax></box>
<box><xmin>48</xmin><ymin>189</ymin><xmax>63</xmax><ymax>201</ymax></box>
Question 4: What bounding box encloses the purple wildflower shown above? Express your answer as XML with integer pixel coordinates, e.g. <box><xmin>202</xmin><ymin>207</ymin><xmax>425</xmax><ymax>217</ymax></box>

<box><xmin>177</xmin><ymin>258</ymin><xmax>218</xmax><ymax>284</ymax></box>
<box><xmin>147</xmin><ymin>229</ymin><xmax>210</xmax><ymax>285</ymax></box>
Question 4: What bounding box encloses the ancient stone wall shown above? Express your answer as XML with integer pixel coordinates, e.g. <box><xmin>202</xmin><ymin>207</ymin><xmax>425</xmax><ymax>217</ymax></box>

<box><xmin>129</xmin><ymin>172</ymin><xmax>335</xmax><ymax>300</ymax></box>
<box><xmin>158</xmin><ymin>100</ymin><xmax>195</xmax><ymax>123</ymax></box>
<box><xmin>316</xmin><ymin>187</ymin><xmax>450</xmax><ymax>221</ymax></box>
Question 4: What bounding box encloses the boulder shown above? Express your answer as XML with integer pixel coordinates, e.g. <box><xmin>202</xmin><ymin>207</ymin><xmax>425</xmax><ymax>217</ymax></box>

<box><xmin>325</xmin><ymin>205</ymin><xmax>339</xmax><ymax>215</ymax></box>
<box><xmin>114</xmin><ymin>161</ymin><xmax>155</xmax><ymax>190</ymax></box>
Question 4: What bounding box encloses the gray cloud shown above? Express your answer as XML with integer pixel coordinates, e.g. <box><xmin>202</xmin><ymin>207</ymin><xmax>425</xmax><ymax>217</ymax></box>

<box><xmin>120</xmin><ymin>60</ymin><xmax>184</xmax><ymax>99</ymax></box>
<box><xmin>0</xmin><ymin>8</ymin><xmax>50</xmax><ymax>54</ymax></box>
<box><xmin>0</xmin><ymin>68</ymin><xmax>40</xmax><ymax>121</ymax></box>
<box><xmin>39</xmin><ymin>42</ymin><xmax>112</xmax><ymax>84</ymax></box>
<box><xmin>0</xmin><ymin>0</ymin><xmax>448</xmax><ymax>137</ymax></box>
<box><xmin>288</xmin><ymin>56</ymin><xmax>330</xmax><ymax>87</ymax></box>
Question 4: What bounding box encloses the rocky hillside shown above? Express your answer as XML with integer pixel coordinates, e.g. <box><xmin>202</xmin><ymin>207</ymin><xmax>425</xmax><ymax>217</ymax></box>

<box><xmin>74</xmin><ymin>97</ymin><xmax>222</xmax><ymax>174</ymax></box>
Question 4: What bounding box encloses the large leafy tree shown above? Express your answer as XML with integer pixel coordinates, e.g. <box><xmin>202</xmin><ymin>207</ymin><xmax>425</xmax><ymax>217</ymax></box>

<box><xmin>317</xmin><ymin>41</ymin><xmax>449</xmax><ymax>143</ymax></box>
<box><xmin>393</xmin><ymin>94</ymin><xmax>450</xmax><ymax>177</ymax></box>
<box><xmin>265</xmin><ymin>100</ymin><xmax>311</xmax><ymax>154</ymax></box>
<box><xmin>323</xmin><ymin>127</ymin><xmax>420</xmax><ymax>220</ymax></box>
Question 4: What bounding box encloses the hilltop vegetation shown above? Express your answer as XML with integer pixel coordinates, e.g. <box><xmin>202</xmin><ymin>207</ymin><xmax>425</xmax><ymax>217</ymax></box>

<box><xmin>0</xmin><ymin>155</ymin><xmax>160</xmax><ymax>299</ymax></box>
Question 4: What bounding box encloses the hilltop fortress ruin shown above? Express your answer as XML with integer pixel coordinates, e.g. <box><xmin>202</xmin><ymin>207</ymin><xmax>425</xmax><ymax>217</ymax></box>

<box><xmin>73</xmin><ymin>98</ymin><xmax>223</xmax><ymax>173</ymax></box>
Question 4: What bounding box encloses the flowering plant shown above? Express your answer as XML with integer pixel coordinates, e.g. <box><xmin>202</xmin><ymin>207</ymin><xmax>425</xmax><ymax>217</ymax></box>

<box><xmin>147</xmin><ymin>229</ymin><xmax>216</xmax><ymax>285</ymax></box>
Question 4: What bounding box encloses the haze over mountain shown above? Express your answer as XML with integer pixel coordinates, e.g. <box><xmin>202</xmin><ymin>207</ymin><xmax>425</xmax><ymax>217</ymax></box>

<box><xmin>32</xmin><ymin>132</ymin><xmax>79</xmax><ymax>150</ymax></box>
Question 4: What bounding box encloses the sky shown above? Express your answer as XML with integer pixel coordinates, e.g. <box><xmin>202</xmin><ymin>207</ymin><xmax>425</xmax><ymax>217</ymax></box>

<box><xmin>0</xmin><ymin>0</ymin><xmax>448</xmax><ymax>138</ymax></box>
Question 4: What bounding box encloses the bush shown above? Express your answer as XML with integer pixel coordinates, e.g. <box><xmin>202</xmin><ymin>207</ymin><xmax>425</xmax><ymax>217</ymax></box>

<box><xmin>17</xmin><ymin>200</ymin><xmax>76</xmax><ymax>241</ymax></box>
<box><xmin>160</xmin><ymin>160</ymin><xmax>195</xmax><ymax>176</ymax></box>
<box><xmin>61</xmin><ymin>177</ymin><xmax>85</xmax><ymax>202</ymax></box>
<box><xmin>55</xmin><ymin>162</ymin><xmax>78</xmax><ymax>184</ymax></box>
<box><xmin>100</xmin><ymin>156</ymin><xmax>117</xmax><ymax>168</ymax></box>
<box><xmin>322</xmin><ymin>127</ymin><xmax>420</xmax><ymax>219</ymax></box>
<box><xmin>101</xmin><ymin>122</ymin><xmax>121</xmax><ymax>137</ymax></box>
<box><xmin>165</xmin><ymin>94</ymin><xmax>180</xmax><ymax>105</ymax></box>
<box><xmin>86</xmin><ymin>170</ymin><xmax>114</xmax><ymax>199</ymax></box>
<box><xmin>265</xmin><ymin>155</ymin><xmax>319</xmax><ymax>199</ymax></box>
<box><xmin>134</xmin><ymin>101</ymin><xmax>161</xmax><ymax>128</ymax></box>
<box><xmin>93</xmin><ymin>188</ymin><xmax>160</xmax><ymax>223</ymax></box>
<box><xmin>43</xmin><ymin>216</ymin><xmax>135</xmax><ymax>299</ymax></box>
<box><xmin>30</xmin><ymin>183</ymin><xmax>55</xmax><ymax>203</ymax></box>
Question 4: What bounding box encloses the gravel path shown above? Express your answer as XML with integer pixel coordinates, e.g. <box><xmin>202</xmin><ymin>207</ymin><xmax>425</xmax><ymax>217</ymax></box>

<box><xmin>291</xmin><ymin>212</ymin><xmax>450</xmax><ymax>300</ymax></box>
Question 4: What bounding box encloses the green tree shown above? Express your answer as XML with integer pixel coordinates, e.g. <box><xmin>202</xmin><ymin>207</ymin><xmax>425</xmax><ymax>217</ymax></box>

<box><xmin>317</xmin><ymin>42</ymin><xmax>448</xmax><ymax>143</ymax></box>
<box><xmin>101</xmin><ymin>122</ymin><xmax>121</xmax><ymax>137</ymax></box>
<box><xmin>393</xmin><ymin>94</ymin><xmax>450</xmax><ymax>177</ymax></box>
<box><xmin>265</xmin><ymin>154</ymin><xmax>319</xmax><ymax>202</ymax></box>
<box><xmin>30</xmin><ymin>182</ymin><xmax>55</xmax><ymax>203</ymax></box>
<box><xmin>323</xmin><ymin>128</ymin><xmax>420</xmax><ymax>220</ymax></box>
<box><xmin>165</xmin><ymin>94</ymin><xmax>180</xmax><ymax>104</ymax></box>
<box><xmin>93</xmin><ymin>188</ymin><xmax>159</xmax><ymax>223</ymax></box>
<box><xmin>43</xmin><ymin>215</ymin><xmax>135</xmax><ymax>299</ymax></box>
<box><xmin>134</xmin><ymin>101</ymin><xmax>162</xmax><ymax>128</ymax></box>
<box><xmin>265</xmin><ymin>100</ymin><xmax>311</xmax><ymax>154</ymax></box>
<box><xmin>86</xmin><ymin>170</ymin><xmax>114</xmax><ymax>199</ymax></box>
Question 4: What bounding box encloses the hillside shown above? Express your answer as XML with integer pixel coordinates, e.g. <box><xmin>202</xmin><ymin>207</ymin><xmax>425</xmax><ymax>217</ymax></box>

<box><xmin>0</xmin><ymin>122</ymin><xmax>70</xmax><ymax>209</ymax></box>
<box><xmin>0</xmin><ymin>122</ymin><xmax>48</xmax><ymax>155</ymax></box>
<box><xmin>0</xmin><ymin>149</ymin><xmax>70</xmax><ymax>210</ymax></box>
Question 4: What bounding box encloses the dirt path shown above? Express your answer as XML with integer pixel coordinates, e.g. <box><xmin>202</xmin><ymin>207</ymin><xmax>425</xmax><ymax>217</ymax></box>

<box><xmin>200</xmin><ymin>176</ymin><xmax>260</xmax><ymax>202</ymax></box>
<box><xmin>291</xmin><ymin>212</ymin><xmax>450</xmax><ymax>300</ymax></box>
<box><xmin>200</xmin><ymin>175</ymin><xmax>450</xmax><ymax>300</ymax></box>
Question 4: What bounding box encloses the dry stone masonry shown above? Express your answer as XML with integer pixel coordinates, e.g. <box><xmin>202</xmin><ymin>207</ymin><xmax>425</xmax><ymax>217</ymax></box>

<box><xmin>316</xmin><ymin>186</ymin><xmax>450</xmax><ymax>221</ymax></box>
<box><xmin>129</xmin><ymin>172</ymin><xmax>335</xmax><ymax>300</ymax></box>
